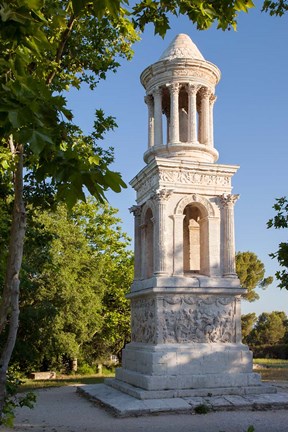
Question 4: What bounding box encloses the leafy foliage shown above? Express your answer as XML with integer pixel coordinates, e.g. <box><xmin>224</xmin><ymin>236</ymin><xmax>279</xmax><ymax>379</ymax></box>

<box><xmin>262</xmin><ymin>0</ymin><xmax>288</xmax><ymax>15</ymax></box>
<box><xmin>241</xmin><ymin>312</ymin><xmax>257</xmax><ymax>343</ymax></box>
<box><xmin>0</xmin><ymin>0</ymin><xmax>138</xmax><ymax>205</ymax></box>
<box><xmin>132</xmin><ymin>0</ymin><xmax>255</xmax><ymax>36</ymax></box>
<box><xmin>247</xmin><ymin>311</ymin><xmax>287</xmax><ymax>346</ymax></box>
<box><xmin>10</xmin><ymin>198</ymin><xmax>132</xmax><ymax>371</ymax></box>
<box><xmin>1</xmin><ymin>366</ymin><xmax>36</xmax><ymax>427</ymax></box>
<box><xmin>236</xmin><ymin>251</ymin><xmax>273</xmax><ymax>302</ymax></box>
<box><xmin>267</xmin><ymin>197</ymin><xmax>288</xmax><ymax>290</ymax></box>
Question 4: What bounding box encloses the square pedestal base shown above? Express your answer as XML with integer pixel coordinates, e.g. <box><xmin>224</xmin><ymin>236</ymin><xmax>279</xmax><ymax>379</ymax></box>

<box><xmin>110</xmin><ymin>342</ymin><xmax>274</xmax><ymax>400</ymax></box>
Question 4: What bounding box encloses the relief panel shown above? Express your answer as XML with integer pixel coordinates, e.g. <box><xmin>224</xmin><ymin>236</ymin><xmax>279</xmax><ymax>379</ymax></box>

<box><xmin>161</xmin><ymin>295</ymin><xmax>236</xmax><ymax>344</ymax></box>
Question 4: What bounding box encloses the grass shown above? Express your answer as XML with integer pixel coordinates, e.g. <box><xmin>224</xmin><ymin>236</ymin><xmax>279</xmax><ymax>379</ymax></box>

<box><xmin>19</xmin><ymin>372</ymin><xmax>115</xmax><ymax>393</ymax></box>
<box><xmin>253</xmin><ymin>358</ymin><xmax>288</xmax><ymax>381</ymax></box>
<box><xmin>18</xmin><ymin>359</ymin><xmax>288</xmax><ymax>392</ymax></box>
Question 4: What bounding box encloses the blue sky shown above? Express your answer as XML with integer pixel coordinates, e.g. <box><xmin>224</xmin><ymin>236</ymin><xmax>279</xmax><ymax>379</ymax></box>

<box><xmin>67</xmin><ymin>4</ymin><xmax>288</xmax><ymax>316</ymax></box>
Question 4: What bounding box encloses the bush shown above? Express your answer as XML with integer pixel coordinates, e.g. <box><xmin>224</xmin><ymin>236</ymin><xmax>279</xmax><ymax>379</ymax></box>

<box><xmin>250</xmin><ymin>344</ymin><xmax>288</xmax><ymax>359</ymax></box>
<box><xmin>76</xmin><ymin>364</ymin><xmax>96</xmax><ymax>375</ymax></box>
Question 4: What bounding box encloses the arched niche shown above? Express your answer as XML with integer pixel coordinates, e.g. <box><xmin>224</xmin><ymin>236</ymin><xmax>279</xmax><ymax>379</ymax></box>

<box><xmin>175</xmin><ymin>195</ymin><xmax>214</xmax><ymax>276</ymax></box>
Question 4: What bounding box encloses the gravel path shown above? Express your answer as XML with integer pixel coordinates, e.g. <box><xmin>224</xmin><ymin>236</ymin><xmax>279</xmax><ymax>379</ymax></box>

<box><xmin>0</xmin><ymin>384</ymin><xmax>288</xmax><ymax>432</ymax></box>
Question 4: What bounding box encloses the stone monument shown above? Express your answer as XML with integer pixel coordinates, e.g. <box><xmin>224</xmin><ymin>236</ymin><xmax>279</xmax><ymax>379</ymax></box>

<box><xmin>110</xmin><ymin>34</ymin><xmax>264</xmax><ymax>398</ymax></box>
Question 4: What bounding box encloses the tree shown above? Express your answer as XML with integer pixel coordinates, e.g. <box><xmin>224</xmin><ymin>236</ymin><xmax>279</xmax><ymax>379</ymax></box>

<box><xmin>267</xmin><ymin>197</ymin><xmax>288</xmax><ymax>290</ymax></box>
<box><xmin>236</xmin><ymin>252</ymin><xmax>273</xmax><ymax>302</ymax></box>
<box><xmin>262</xmin><ymin>0</ymin><xmax>288</xmax><ymax>16</ymax></box>
<box><xmin>0</xmin><ymin>0</ymin><xmax>137</xmax><ymax>416</ymax></box>
<box><xmin>247</xmin><ymin>311</ymin><xmax>287</xmax><ymax>346</ymax></box>
<box><xmin>10</xmin><ymin>198</ymin><xmax>133</xmax><ymax>372</ymax></box>
<box><xmin>241</xmin><ymin>313</ymin><xmax>257</xmax><ymax>343</ymax></box>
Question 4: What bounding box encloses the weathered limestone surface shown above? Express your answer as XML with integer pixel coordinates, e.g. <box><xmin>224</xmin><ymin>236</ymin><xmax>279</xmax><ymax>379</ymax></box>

<box><xmin>110</xmin><ymin>33</ymin><xmax>271</xmax><ymax>400</ymax></box>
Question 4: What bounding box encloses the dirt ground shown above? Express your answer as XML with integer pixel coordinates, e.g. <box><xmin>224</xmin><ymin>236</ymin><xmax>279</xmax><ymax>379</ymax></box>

<box><xmin>1</xmin><ymin>383</ymin><xmax>288</xmax><ymax>432</ymax></box>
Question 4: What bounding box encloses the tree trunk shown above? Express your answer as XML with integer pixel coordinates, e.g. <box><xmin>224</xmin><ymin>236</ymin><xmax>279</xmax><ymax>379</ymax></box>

<box><xmin>0</xmin><ymin>141</ymin><xmax>26</xmax><ymax>419</ymax></box>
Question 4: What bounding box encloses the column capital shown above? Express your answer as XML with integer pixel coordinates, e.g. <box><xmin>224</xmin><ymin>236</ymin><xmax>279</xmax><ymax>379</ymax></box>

<box><xmin>152</xmin><ymin>188</ymin><xmax>173</xmax><ymax>202</ymax></box>
<box><xmin>209</xmin><ymin>94</ymin><xmax>217</xmax><ymax>105</ymax></box>
<box><xmin>220</xmin><ymin>194</ymin><xmax>240</xmax><ymax>207</ymax></box>
<box><xmin>153</xmin><ymin>86</ymin><xmax>162</xmax><ymax>97</ymax></box>
<box><xmin>167</xmin><ymin>82</ymin><xmax>180</xmax><ymax>94</ymax></box>
<box><xmin>187</xmin><ymin>83</ymin><xmax>200</xmax><ymax>96</ymax></box>
<box><xmin>144</xmin><ymin>94</ymin><xmax>153</xmax><ymax>106</ymax></box>
<box><xmin>199</xmin><ymin>86</ymin><xmax>212</xmax><ymax>99</ymax></box>
<box><xmin>129</xmin><ymin>205</ymin><xmax>142</xmax><ymax>216</ymax></box>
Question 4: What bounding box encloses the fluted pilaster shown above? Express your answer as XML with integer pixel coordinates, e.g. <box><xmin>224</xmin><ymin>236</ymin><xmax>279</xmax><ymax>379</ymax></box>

<box><xmin>153</xmin><ymin>87</ymin><xmax>163</xmax><ymax>147</ymax></box>
<box><xmin>220</xmin><ymin>194</ymin><xmax>239</xmax><ymax>277</ymax></box>
<box><xmin>209</xmin><ymin>94</ymin><xmax>217</xmax><ymax>148</ymax></box>
<box><xmin>152</xmin><ymin>189</ymin><xmax>172</xmax><ymax>275</ymax></box>
<box><xmin>144</xmin><ymin>94</ymin><xmax>154</xmax><ymax>149</ymax></box>
<box><xmin>169</xmin><ymin>83</ymin><xmax>180</xmax><ymax>143</ymax></box>
<box><xmin>129</xmin><ymin>205</ymin><xmax>142</xmax><ymax>280</ymax></box>
<box><xmin>199</xmin><ymin>87</ymin><xmax>211</xmax><ymax>145</ymax></box>
<box><xmin>187</xmin><ymin>84</ymin><xmax>199</xmax><ymax>143</ymax></box>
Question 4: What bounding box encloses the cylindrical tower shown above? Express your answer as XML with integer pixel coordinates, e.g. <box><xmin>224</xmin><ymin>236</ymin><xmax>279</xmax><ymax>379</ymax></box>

<box><xmin>140</xmin><ymin>34</ymin><xmax>221</xmax><ymax>164</ymax></box>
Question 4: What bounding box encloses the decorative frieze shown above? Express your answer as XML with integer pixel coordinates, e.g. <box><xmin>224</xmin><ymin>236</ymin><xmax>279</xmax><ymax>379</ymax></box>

<box><xmin>159</xmin><ymin>170</ymin><xmax>230</xmax><ymax>187</ymax></box>
<box><xmin>136</xmin><ymin>175</ymin><xmax>158</xmax><ymax>198</ymax></box>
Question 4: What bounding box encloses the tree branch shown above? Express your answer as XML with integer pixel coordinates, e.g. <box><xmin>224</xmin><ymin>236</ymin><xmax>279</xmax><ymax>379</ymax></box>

<box><xmin>46</xmin><ymin>15</ymin><xmax>76</xmax><ymax>86</ymax></box>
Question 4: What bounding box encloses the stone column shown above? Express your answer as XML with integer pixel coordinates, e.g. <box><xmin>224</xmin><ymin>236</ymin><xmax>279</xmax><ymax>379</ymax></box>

<box><xmin>140</xmin><ymin>222</ymin><xmax>146</xmax><ymax>279</ymax></box>
<box><xmin>199</xmin><ymin>87</ymin><xmax>211</xmax><ymax>145</ymax></box>
<box><xmin>129</xmin><ymin>205</ymin><xmax>142</xmax><ymax>280</ymax></box>
<box><xmin>169</xmin><ymin>83</ymin><xmax>180</xmax><ymax>143</ymax></box>
<box><xmin>172</xmin><ymin>214</ymin><xmax>186</xmax><ymax>275</ymax></box>
<box><xmin>187</xmin><ymin>84</ymin><xmax>199</xmax><ymax>143</ymax></box>
<box><xmin>153</xmin><ymin>87</ymin><xmax>163</xmax><ymax>147</ymax></box>
<box><xmin>144</xmin><ymin>94</ymin><xmax>154</xmax><ymax>149</ymax></box>
<box><xmin>220</xmin><ymin>194</ymin><xmax>239</xmax><ymax>277</ymax></box>
<box><xmin>209</xmin><ymin>94</ymin><xmax>217</xmax><ymax>148</ymax></box>
<box><xmin>152</xmin><ymin>189</ymin><xmax>172</xmax><ymax>275</ymax></box>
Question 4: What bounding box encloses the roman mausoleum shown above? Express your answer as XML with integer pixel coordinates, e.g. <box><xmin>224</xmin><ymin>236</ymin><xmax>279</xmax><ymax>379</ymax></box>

<box><xmin>111</xmin><ymin>34</ymin><xmax>263</xmax><ymax>398</ymax></box>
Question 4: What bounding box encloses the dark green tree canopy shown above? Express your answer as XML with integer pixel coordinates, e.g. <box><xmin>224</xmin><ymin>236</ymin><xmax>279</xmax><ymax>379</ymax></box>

<box><xmin>11</xmin><ymin>198</ymin><xmax>133</xmax><ymax>371</ymax></box>
<box><xmin>236</xmin><ymin>251</ymin><xmax>273</xmax><ymax>302</ymax></box>
<box><xmin>267</xmin><ymin>197</ymin><xmax>288</xmax><ymax>290</ymax></box>
<box><xmin>247</xmin><ymin>311</ymin><xmax>287</xmax><ymax>346</ymax></box>
<box><xmin>241</xmin><ymin>313</ymin><xmax>257</xmax><ymax>343</ymax></box>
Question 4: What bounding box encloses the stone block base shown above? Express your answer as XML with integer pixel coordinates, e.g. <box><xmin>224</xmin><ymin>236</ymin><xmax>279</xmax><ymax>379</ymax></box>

<box><xmin>111</xmin><ymin>342</ymin><xmax>272</xmax><ymax>399</ymax></box>
<box><xmin>107</xmin><ymin>378</ymin><xmax>276</xmax><ymax>400</ymax></box>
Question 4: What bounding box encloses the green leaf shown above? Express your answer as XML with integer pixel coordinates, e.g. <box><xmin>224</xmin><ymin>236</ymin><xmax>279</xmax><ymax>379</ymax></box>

<box><xmin>8</xmin><ymin>111</ymin><xmax>20</xmax><ymax>128</ymax></box>
<box><xmin>30</xmin><ymin>130</ymin><xmax>54</xmax><ymax>155</ymax></box>
<box><xmin>72</xmin><ymin>0</ymin><xmax>89</xmax><ymax>15</ymax></box>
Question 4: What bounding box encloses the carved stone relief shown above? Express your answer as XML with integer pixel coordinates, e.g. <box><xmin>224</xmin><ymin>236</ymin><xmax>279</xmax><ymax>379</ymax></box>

<box><xmin>161</xmin><ymin>296</ymin><xmax>236</xmax><ymax>344</ymax></box>
<box><xmin>137</xmin><ymin>175</ymin><xmax>158</xmax><ymax>198</ymax></box>
<box><xmin>131</xmin><ymin>295</ymin><xmax>236</xmax><ymax>345</ymax></box>
<box><xmin>159</xmin><ymin>170</ymin><xmax>230</xmax><ymax>187</ymax></box>
<box><xmin>131</xmin><ymin>298</ymin><xmax>157</xmax><ymax>344</ymax></box>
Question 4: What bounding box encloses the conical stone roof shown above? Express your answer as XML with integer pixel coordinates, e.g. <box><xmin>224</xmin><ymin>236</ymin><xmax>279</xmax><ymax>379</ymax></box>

<box><xmin>159</xmin><ymin>33</ymin><xmax>205</xmax><ymax>61</ymax></box>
